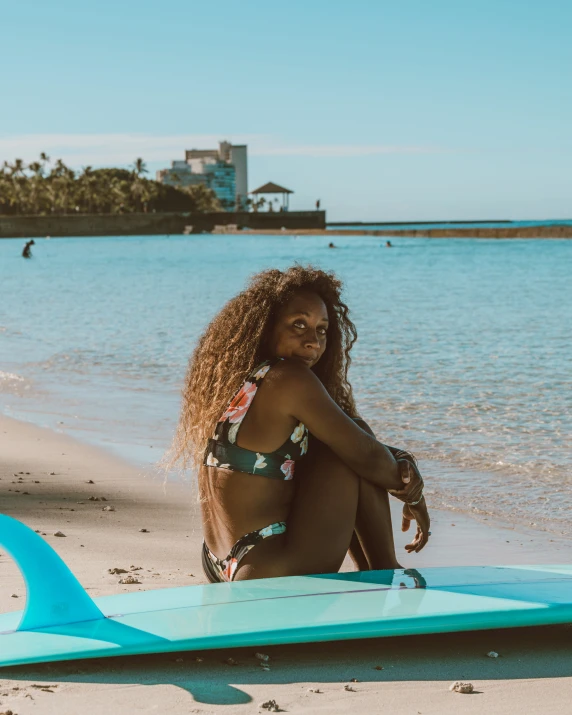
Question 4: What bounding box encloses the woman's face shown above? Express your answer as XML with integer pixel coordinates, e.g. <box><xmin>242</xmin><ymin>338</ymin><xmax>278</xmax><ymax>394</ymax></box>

<box><xmin>268</xmin><ymin>291</ymin><xmax>329</xmax><ymax>368</ymax></box>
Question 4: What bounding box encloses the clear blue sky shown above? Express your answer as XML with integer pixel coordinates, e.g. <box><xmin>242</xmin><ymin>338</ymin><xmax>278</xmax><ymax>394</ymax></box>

<box><xmin>1</xmin><ymin>0</ymin><xmax>571</xmax><ymax>221</ymax></box>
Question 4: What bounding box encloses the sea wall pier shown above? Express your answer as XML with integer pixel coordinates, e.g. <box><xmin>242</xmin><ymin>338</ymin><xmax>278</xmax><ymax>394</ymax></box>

<box><xmin>1</xmin><ymin>214</ymin><xmax>571</xmax><ymax>239</ymax></box>
<box><xmin>0</xmin><ymin>211</ymin><xmax>326</xmax><ymax>239</ymax></box>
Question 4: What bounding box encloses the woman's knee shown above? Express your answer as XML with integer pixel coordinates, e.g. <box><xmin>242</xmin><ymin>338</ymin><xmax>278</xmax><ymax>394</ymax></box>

<box><xmin>235</xmin><ymin>443</ymin><xmax>361</xmax><ymax>581</ymax></box>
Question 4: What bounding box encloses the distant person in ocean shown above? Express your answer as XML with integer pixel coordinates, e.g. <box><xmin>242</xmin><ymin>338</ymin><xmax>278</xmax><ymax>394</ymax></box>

<box><xmin>316</xmin><ymin>199</ymin><xmax>321</xmax><ymax>210</ymax></box>
<box><xmin>170</xmin><ymin>265</ymin><xmax>430</xmax><ymax>582</ymax></box>
<box><xmin>22</xmin><ymin>239</ymin><xmax>35</xmax><ymax>258</ymax></box>
<box><xmin>328</xmin><ymin>242</ymin><xmax>336</xmax><ymax>248</ymax></box>
<box><xmin>385</xmin><ymin>240</ymin><xmax>392</xmax><ymax>248</ymax></box>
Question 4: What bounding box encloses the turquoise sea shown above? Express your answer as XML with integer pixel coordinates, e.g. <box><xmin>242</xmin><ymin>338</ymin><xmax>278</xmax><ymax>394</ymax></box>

<box><xmin>1</xmin><ymin>234</ymin><xmax>570</xmax><ymax>536</ymax></box>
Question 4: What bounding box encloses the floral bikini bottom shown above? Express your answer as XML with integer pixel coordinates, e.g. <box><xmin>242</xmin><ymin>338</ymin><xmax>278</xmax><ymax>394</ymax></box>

<box><xmin>202</xmin><ymin>521</ymin><xmax>287</xmax><ymax>583</ymax></box>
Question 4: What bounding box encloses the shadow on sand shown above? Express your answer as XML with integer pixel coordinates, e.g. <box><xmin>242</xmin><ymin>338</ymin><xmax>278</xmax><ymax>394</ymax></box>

<box><xmin>3</xmin><ymin>623</ymin><xmax>571</xmax><ymax>706</ymax></box>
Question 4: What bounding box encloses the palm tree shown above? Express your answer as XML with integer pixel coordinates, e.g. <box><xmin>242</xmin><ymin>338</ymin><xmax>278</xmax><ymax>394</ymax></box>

<box><xmin>48</xmin><ymin>162</ymin><xmax>76</xmax><ymax>214</ymax></box>
<box><xmin>253</xmin><ymin>197</ymin><xmax>266</xmax><ymax>212</ymax></box>
<box><xmin>4</xmin><ymin>159</ymin><xmax>27</xmax><ymax>213</ymax></box>
<box><xmin>0</xmin><ymin>164</ymin><xmax>17</xmax><ymax>214</ymax></box>
<box><xmin>52</xmin><ymin>158</ymin><xmax>70</xmax><ymax>177</ymax></box>
<box><xmin>78</xmin><ymin>166</ymin><xmax>97</xmax><ymax>213</ymax></box>
<box><xmin>27</xmin><ymin>161</ymin><xmax>44</xmax><ymax>214</ymax></box>
<box><xmin>130</xmin><ymin>158</ymin><xmax>148</xmax><ymax>212</ymax></box>
<box><xmin>131</xmin><ymin>157</ymin><xmax>148</xmax><ymax>178</ymax></box>
<box><xmin>10</xmin><ymin>159</ymin><xmax>26</xmax><ymax>177</ymax></box>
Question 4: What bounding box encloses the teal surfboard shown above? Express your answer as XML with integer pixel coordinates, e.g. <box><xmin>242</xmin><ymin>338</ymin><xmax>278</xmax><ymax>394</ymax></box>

<box><xmin>1</xmin><ymin>515</ymin><xmax>571</xmax><ymax>668</ymax></box>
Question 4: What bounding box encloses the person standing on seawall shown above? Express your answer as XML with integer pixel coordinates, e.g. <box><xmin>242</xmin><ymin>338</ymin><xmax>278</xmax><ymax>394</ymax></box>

<box><xmin>169</xmin><ymin>265</ymin><xmax>430</xmax><ymax>582</ymax></box>
<box><xmin>22</xmin><ymin>239</ymin><xmax>35</xmax><ymax>258</ymax></box>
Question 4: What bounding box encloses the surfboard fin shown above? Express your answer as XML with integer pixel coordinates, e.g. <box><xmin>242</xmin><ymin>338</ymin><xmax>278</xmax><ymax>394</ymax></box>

<box><xmin>0</xmin><ymin>515</ymin><xmax>104</xmax><ymax>631</ymax></box>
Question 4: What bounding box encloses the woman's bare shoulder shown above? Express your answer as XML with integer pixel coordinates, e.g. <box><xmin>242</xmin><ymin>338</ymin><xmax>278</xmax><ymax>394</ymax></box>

<box><xmin>265</xmin><ymin>358</ymin><xmax>318</xmax><ymax>391</ymax></box>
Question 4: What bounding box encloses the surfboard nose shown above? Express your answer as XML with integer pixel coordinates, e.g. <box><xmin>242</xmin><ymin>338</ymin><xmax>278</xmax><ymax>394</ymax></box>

<box><xmin>0</xmin><ymin>515</ymin><xmax>104</xmax><ymax>631</ymax></box>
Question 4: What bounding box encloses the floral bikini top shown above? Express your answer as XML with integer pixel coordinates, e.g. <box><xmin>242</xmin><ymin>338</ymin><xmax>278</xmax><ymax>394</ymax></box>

<box><xmin>203</xmin><ymin>359</ymin><xmax>309</xmax><ymax>480</ymax></box>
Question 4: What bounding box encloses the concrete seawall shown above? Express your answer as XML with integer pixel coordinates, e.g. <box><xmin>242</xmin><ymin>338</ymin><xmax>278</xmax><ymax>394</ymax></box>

<box><xmin>241</xmin><ymin>225</ymin><xmax>572</xmax><ymax>239</ymax></box>
<box><xmin>2</xmin><ymin>214</ymin><xmax>569</xmax><ymax>239</ymax></box>
<box><xmin>0</xmin><ymin>211</ymin><xmax>326</xmax><ymax>238</ymax></box>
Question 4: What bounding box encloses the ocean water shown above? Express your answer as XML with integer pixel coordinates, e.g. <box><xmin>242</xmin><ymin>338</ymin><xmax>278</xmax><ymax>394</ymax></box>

<box><xmin>1</xmin><ymin>234</ymin><xmax>570</xmax><ymax>535</ymax></box>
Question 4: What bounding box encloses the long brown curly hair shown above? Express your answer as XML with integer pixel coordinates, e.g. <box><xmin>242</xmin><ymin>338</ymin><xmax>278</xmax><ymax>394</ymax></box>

<box><xmin>170</xmin><ymin>264</ymin><xmax>359</xmax><ymax>472</ymax></box>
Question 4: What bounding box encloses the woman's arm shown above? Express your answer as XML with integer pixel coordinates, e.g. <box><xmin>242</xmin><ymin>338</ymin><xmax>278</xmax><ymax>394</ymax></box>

<box><xmin>354</xmin><ymin>416</ymin><xmax>431</xmax><ymax>553</ymax></box>
<box><xmin>273</xmin><ymin>361</ymin><xmax>402</xmax><ymax>491</ymax></box>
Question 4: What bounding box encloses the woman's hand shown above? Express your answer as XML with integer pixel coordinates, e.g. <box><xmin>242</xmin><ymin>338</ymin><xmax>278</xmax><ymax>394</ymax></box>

<box><xmin>386</xmin><ymin>455</ymin><xmax>431</xmax><ymax>553</ymax></box>
<box><xmin>387</xmin><ymin>458</ymin><xmax>424</xmax><ymax>505</ymax></box>
<box><xmin>401</xmin><ymin>498</ymin><xmax>431</xmax><ymax>553</ymax></box>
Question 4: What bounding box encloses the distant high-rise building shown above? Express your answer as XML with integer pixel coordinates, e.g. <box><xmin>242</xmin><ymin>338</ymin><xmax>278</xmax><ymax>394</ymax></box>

<box><xmin>157</xmin><ymin>141</ymin><xmax>248</xmax><ymax>210</ymax></box>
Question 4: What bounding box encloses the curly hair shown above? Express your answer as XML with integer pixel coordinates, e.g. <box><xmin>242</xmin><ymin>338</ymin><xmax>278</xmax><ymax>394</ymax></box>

<box><xmin>170</xmin><ymin>264</ymin><xmax>359</xmax><ymax>473</ymax></box>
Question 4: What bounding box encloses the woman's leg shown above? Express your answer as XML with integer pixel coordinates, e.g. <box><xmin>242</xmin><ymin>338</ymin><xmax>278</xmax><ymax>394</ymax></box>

<box><xmin>353</xmin><ymin>477</ymin><xmax>401</xmax><ymax>569</ymax></box>
<box><xmin>234</xmin><ymin>435</ymin><xmax>399</xmax><ymax>580</ymax></box>
<box><xmin>350</xmin><ymin>418</ymin><xmax>401</xmax><ymax>570</ymax></box>
<box><xmin>348</xmin><ymin>530</ymin><xmax>370</xmax><ymax>570</ymax></box>
<box><xmin>233</xmin><ymin>439</ymin><xmax>359</xmax><ymax>579</ymax></box>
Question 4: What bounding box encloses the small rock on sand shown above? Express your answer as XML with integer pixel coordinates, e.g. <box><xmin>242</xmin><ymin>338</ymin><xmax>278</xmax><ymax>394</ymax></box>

<box><xmin>259</xmin><ymin>700</ymin><xmax>280</xmax><ymax>712</ymax></box>
<box><xmin>225</xmin><ymin>657</ymin><xmax>238</xmax><ymax>666</ymax></box>
<box><xmin>255</xmin><ymin>652</ymin><xmax>270</xmax><ymax>662</ymax></box>
<box><xmin>30</xmin><ymin>684</ymin><xmax>58</xmax><ymax>689</ymax></box>
<box><xmin>11</xmin><ymin>594</ymin><xmax>18</xmax><ymax>598</ymax></box>
<box><xmin>87</xmin><ymin>480</ymin><xmax>95</xmax><ymax>484</ymax></box>
<box><xmin>53</xmin><ymin>531</ymin><xmax>66</xmax><ymax>537</ymax></box>
<box><xmin>139</xmin><ymin>528</ymin><xmax>150</xmax><ymax>533</ymax></box>
<box><xmin>344</xmin><ymin>684</ymin><xmax>356</xmax><ymax>692</ymax></box>
<box><xmin>449</xmin><ymin>681</ymin><xmax>474</xmax><ymax>694</ymax></box>
<box><xmin>108</xmin><ymin>568</ymin><xmax>128</xmax><ymax>574</ymax></box>
<box><xmin>102</xmin><ymin>506</ymin><xmax>115</xmax><ymax>511</ymax></box>
<box><xmin>308</xmin><ymin>688</ymin><xmax>322</xmax><ymax>693</ymax></box>
<box><xmin>486</xmin><ymin>651</ymin><xmax>499</xmax><ymax>658</ymax></box>
<box><xmin>118</xmin><ymin>575</ymin><xmax>141</xmax><ymax>585</ymax></box>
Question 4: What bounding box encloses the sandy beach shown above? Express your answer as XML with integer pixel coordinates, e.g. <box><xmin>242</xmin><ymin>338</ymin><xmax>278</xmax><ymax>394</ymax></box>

<box><xmin>1</xmin><ymin>413</ymin><xmax>571</xmax><ymax>714</ymax></box>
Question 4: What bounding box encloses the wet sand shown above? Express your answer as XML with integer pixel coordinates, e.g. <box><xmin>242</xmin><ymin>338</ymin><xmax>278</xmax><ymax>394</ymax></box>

<box><xmin>1</xmin><ymin>414</ymin><xmax>571</xmax><ymax>714</ymax></box>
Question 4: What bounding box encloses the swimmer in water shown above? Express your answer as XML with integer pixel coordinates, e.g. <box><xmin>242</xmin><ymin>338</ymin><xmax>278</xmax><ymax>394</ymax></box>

<box><xmin>328</xmin><ymin>242</ymin><xmax>336</xmax><ymax>248</ymax></box>
<box><xmin>385</xmin><ymin>240</ymin><xmax>392</xmax><ymax>248</ymax></box>
<box><xmin>22</xmin><ymin>239</ymin><xmax>35</xmax><ymax>258</ymax></box>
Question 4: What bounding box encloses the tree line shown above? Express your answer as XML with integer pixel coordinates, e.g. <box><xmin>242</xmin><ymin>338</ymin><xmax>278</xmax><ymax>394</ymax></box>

<box><xmin>0</xmin><ymin>155</ymin><xmax>223</xmax><ymax>215</ymax></box>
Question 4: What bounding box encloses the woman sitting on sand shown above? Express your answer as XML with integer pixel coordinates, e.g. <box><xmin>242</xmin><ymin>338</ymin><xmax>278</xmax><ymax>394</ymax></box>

<box><xmin>172</xmin><ymin>265</ymin><xmax>430</xmax><ymax>582</ymax></box>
